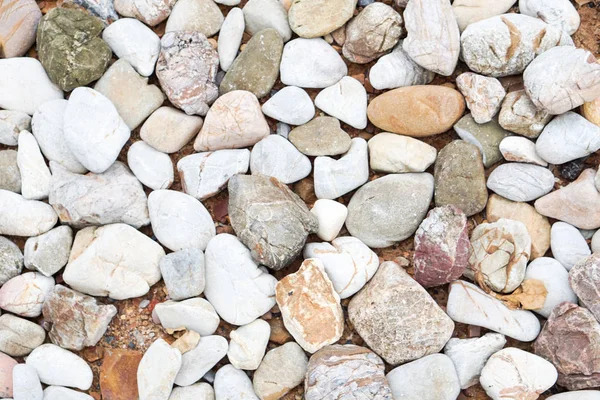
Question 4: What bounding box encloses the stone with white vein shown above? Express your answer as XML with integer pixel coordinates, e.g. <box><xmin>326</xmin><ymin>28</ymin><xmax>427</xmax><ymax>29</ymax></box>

<box><xmin>551</xmin><ymin>222</ymin><xmax>591</xmax><ymax>271</ymax></box>
<box><xmin>26</xmin><ymin>344</ymin><xmax>93</xmax><ymax>390</ymax></box>
<box><xmin>0</xmin><ymin>111</ymin><xmax>30</xmax><ymax>146</ymax></box>
<box><xmin>444</xmin><ymin>333</ymin><xmax>507</xmax><ymax>389</ymax></box>
<box><xmin>204</xmin><ymin>234</ymin><xmax>277</xmax><ymax>326</ymax></box>
<box><xmin>314</xmin><ymin>138</ymin><xmax>369</xmax><ymax>200</ymax></box>
<box><xmin>13</xmin><ymin>364</ymin><xmax>42</xmax><ymax>400</ymax></box>
<box><xmin>175</xmin><ymin>335</ymin><xmax>228</xmax><ymax>386</ymax></box>
<box><xmin>228</xmin><ymin>319</ymin><xmax>271</xmax><ymax>370</ymax></box>
<box><xmin>0</xmin><ymin>272</ymin><xmax>54</xmax><ymax>318</ymax></box>
<box><xmin>261</xmin><ymin>86</ymin><xmax>315</xmax><ymax>125</ymax></box>
<box><xmin>499</xmin><ymin>136</ymin><xmax>548</xmax><ymax>166</ymax></box>
<box><xmin>250</xmin><ymin>135</ymin><xmax>311</xmax><ymax>184</ymax></box>
<box><xmin>456</xmin><ymin>72</ymin><xmax>506</xmax><ymax>124</ymax></box>
<box><xmin>519</xmin><ymin>0</ymin><xmax>580</xmax><ymax>35</ymax></box>
<box><xmin>525</xmin><ymin>257</ymin><xmax>577</xmax><ymax>318</ymax></box>
<box><xmin>63</xmin><ymin>224</ymin><xmax>164</xmax><ymax>300</ymax></box>
<box><xmin>31</xmin><ymin>100</ymin><xmax>86</xmax><ymax>174</ymax></box>
<box><xmin>127</xmin><ymin>141</ymin><xmax>174</xmax><ymax>190</ymax></box>
<box><xmin>102</xmin><ymin>18</ymin><xmax>161</xmax><ymax>77</ymax></box>
<box><xmin>43</xmin><ymin>386</ymin><xmax>94</xmax><ymax>400</ymax></box>
<box><xmin>218</xmin><ymin>8</ymin><xmax>244</xmax><ymax>72</ymax></box>
<box><xmin>148</xmin><ymin>190</ymin><xmax>216</xmax><ymax>252</ymax></box>
<box><xmin>486</xmin><ymin>163</ymin><xmax>554</xmax><ymax>202</ymax></box>
<box><xmin>536</xmin><ymin>112</ymin><xmax>600</xmax><ymax>165</ymax></box>
<box><xmin>165</xmin><ymin>0</ymin><xmax>223</xmax><ymax>37</ymax></box>
<box><xmin>315</xmin><ymin>77</ymin><xmax>367</xmax><ymax>129</ymax></box>
<box><xmin>141</xmin><ymin>107</ymin><xmax>203</xmax><ymax>154</ymax></box>
<box><xmin>280</xmin><ymin>38</ymin><xmax>348</xmax><ymax>88</ymax></box>
<box><xmin>214</xmin><ymin>365</ymin><xmax>259</xmax><ymax>400</ymax></box>
<box><xmin>310</xmin><ymin>199</ymin><xmax>347</xmax><ymax>241</ymax></box>
<box><xmin>242</xmin><ymin>0</ymin><xmax>291</xmax><ymax>42</ymax></box>
<box><xmin>368</xmin><ymin>42</ymin><xmax>434</xmax><ymax>90</ymax></box>
<box><xmin>17</xmin><ymin>131</ymin><xmax>51</xmax><ymax>201</ymax></box>
<box><xmin>178</xmin><ymin>150</ymin><xmax>250</xmax><ymax>200</ymax></box>
<box><xmin>24</xmin><ymin>226</ymin><xmax>73</xmax><ymax>277</ymax></box>
<box><xmin>63</xmin><ymin>87</ymin><xmax>130</xmax><ymax>174</ymax></box>
<box><xmin>137</xmin><ymin>339</ymin><xmax>181</xmax><ymax>400</ymax></box>
<box><xmin>0</xmin><ymin>190</ymin><xmax>57</xmax><ymax>237</ymax></box>
<box><xmin>368</xmin><ymin>132</ymin><xmax>437</xmax><ymax>173</ymax></box>
<box><xmin>446</xmin><ymin>280</ymin><xmax>540</xmax><ymax>341</ymax></box>
<box><xmin>154</xmin><ymin>298</ymin><xmax>219</xmax><ymax>336</ymax></box>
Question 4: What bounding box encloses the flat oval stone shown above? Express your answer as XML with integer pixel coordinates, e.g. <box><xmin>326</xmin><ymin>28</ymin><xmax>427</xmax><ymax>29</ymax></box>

<box><xmin>141</xmin><ymin>107</ymin><xmax>203</xmax><ymax>154</ymax></box>
<box><xmin>127</xmin><ymin>141</ymin><xmax>174</xmax><ymax>190</ymax></box>
<box><xmin>368</xmin><ymin>42</ymin><xmax>435</xmax><ymax>90</ymax></box>
<box><xmin>456</xmin><ymin>72</ymin><xmax>506</xmax><ymax>124</ymax></box>
<box><xmin>0</xmin><ymin>0</ymin><xmax>41</xmax><ymax>58</ymax></box>
<box><xmin>288</xmin><ymin>116</ymin><xmax>351</xmax><ymax>156</ymax></box>
<box><xmin>0</xmin><ymin>190</ymin><xmax>58</xmax><ymax>237</ymax></box>
<box><xmin>498</xmin><ymin>90</ymin><xmax>552</xmax><ymax>138</ymax></box>
<box><xmin>253</xmin><ymin>342</ymin><xmax>308</xmax><ymax>399</ymax></box>
<box><xmin>0</xmin><ymin>314</ymin><xmax>45</xmax><ymax>357</ymax></box>
<box><xmin>526</xmin><ymin>257</ymin><xmax>577</xmax><ymax>318</ymax></box>
<box><xmin>519</xmin><ymin>0</ymin><xmax>580</xmax><ymax>35</ymax></box>
<box><xmin>367</xmin><ymin>85</ymin><xmax>465</xmax><ymax>137</ymax></box>
<box><xmin>261</xmin><ymin>86</ymin><xmax>315</xmax><ymax>126</ymax></box>
<box><xmin>487</xmin><ymin>163</ymin><xmax>555</xmax><ymax>202</ymax></box>
<box><xmin>165</xmin><ymin>0</ymin><xmax>223</xmax><ymax>37</ymax></box>
<box><xmin>288</xmin><ymin>0</ymin><xmax>356</xmax><ymax>38</ymax></box>
<box><xmin>0</xmin><ymin>272</ymin><xmax>54</xmax><ymax>317</ymax></box>
<box><xmin>26</xmin><ymin>344</ymin><xmax>93</xmax><ymax>390</ymax></box>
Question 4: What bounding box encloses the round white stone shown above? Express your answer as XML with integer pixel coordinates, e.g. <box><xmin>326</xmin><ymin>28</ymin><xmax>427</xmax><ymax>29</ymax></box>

<box><xmin>315</xmin><ymin>76</ymin><xmax>367</xmax><ymax>129</ymax></box>
<box><xmin>525</xmin><ymin>257</ymin><xmax>578</xmax><ymax>318</ymax></box>
<box><xmin>127</xmin><ymin>141</ymin><xmax>174</xmax><ymax>190</ymax></box>
<box><xmin>310</xmin><ymin>199</ymin><xmax>348</xmax><ymax>241</ymax></box>
<box><xmin>228</xmin><ymin>319</ymin><xmax>271</xmax><ymax>371</ymax></box>
<box><xmin>261</xmin><ymin>86</ymin><xmax>315</xmax><ymax>125</ymax></box>
<box><xmin>26</xmin><ymin>344</ymin><xmax>93</xmax><ymax>390</ymax></box>
<box><xmin>551</xmin><ymin>222</ymin><xmax>591</xmax><ymax>271</ymax></box>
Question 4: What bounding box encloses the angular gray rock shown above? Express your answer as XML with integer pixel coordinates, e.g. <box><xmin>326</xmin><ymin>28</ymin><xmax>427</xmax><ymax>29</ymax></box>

<box><xmin>0</xmin><ymin>236</ymin><xmax>23</xmax><ymax>285</ymax></box>
<box><xmin>24</xmin><ymin>225</ymin><xmax>73</xmax><ymax>277</ymax></box>
<box><xmin>159</xmin><ymin>249</ymin><xmax>205</xmax><ymax>301</ymax></box>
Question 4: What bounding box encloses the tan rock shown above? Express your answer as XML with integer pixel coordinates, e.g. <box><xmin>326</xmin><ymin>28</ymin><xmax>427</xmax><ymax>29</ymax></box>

<box><xmin>582</xmin><ymin>97</ymin><xmax>600</xmax><ymax>127</ymax></box>
<box><xmin>253</xmin><ymin>342</ymin><xmax>308</xmax><ymax>400</ymax></box>
<box><xmin>288</xmin><ymin>0</ymin><xmax>357</xmax><ymax>38</ymax></box>
<box><xmin>171</xmin><ymin>331</ymin><xmax>201</xmax><ymax>354</ymax></box>
<box><xmin>367</xmin><ymin>85</ymin><xmax>465</xmax><ymax>137</ymax></box>
<box><xmin>487</xmin><ymin>194</ymin><xmax>550</xmax><ymax>259</ymax></box>
<box><xmin>499</xmin><ymin>90</ymin><xmax>552</xmax><ymax>138</ymax></box>
<box><xmin>275</xmin><ymin>258</ymin><xmax>343</xmax><ymax>353</ymax></box>
<box><xmin>456</xmin><ymin>72</ymin><xmax>506</xmax><ymax>124</ymax></box>
<box><xmin>0</xmin><ymin>0</ymin><xmax>42</xmax><ymax>58</ymax></box>
<box><xmin>140</xmin><ymin>107</ymin><xmax>203</xmax><ymax>153</ymax></box>
<box><xmin>193</xmin><ymin>90</ymin><xmax>270</xmax><ymax>151</ymax></box>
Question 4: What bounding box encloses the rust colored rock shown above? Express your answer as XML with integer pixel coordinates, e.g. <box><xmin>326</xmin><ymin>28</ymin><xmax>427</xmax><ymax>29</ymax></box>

<box><xmin>275</xmin><ymin>258</ymin><xmax>344</xmax><ymax>353</ymax></box>
<box><xmin>100</xmin><ymin>349</ymin><xmax>143</xmax><ymax>400</ymax></box>
<box><xmin>534</xmin><ymin>302</ymin><xmax>600</xmax><ymax>390</ymax></box>
<box><xmin>569</xmin><ymin>254</ymin><xmax>600</xmax><ymax>323</ymax></box>
<box><xmin>414</xmin><ymin>205</ymin><xmax>469</xmax><ymax>288</ymax></box>
<box><xmin>367</xmin><ymin>85</ymin><xmax>465</xmax><ymax>137</ymax></box>
<box><xmin>304</xmin><ymin>344</ymin><xmax>393</xmax><ymax>400</ymax></box>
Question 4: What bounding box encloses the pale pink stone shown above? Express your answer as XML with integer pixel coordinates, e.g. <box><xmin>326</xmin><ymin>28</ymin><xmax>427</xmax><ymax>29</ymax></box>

<box><xmin>0</xmin><ymin>353</ymin><xmax>17</xmax><ymax>398</ymax></box>
<box><xmin>0</xmin><ymin>272</ymin><xmax>54</xmax><ymax>317</ymax></box>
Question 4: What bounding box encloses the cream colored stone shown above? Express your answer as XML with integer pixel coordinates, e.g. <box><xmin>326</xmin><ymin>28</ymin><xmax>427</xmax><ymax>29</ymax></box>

<box><xmin>452</xmin><ymin>0</ymin><xmax>516</xmax><ymax>31</ymax></box>
<box><xmin>288</xmin><ymin>0</ymin><xmax>357</xmax><ymax>38</ymax></box>
<box><xmin>140</xmin><ymin>107</ymin><xmax>203</xmax><ymax>154</ymax></box>
<box><xmin>456</xmin><ymin>73</ymin><xmax>506</xmax><ymax>124</ymax></box>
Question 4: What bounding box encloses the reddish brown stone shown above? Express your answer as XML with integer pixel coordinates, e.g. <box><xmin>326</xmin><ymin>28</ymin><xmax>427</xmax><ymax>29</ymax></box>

<box><xmin>100</xmin><ymin>349</ymin><xmax>143</xmax><ymax>400</ymax></box>
<box><xmin>534</xmin><ymin>302</ymin><xmax>600</xmax><ymax>390</ymax></box>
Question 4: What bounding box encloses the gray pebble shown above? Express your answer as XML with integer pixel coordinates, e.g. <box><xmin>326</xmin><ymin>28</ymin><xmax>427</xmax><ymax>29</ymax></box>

<box><xmin>159</xmin><ymin>248</ymin><xmax>206</xmax><ymax>301</ymax></box>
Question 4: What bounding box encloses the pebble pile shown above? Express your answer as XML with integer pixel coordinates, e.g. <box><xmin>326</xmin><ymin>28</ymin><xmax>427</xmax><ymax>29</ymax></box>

<box><xmin>0</xmin><ymin>0</ymin><xmax>600</xmax><ymax>399</ymax></box>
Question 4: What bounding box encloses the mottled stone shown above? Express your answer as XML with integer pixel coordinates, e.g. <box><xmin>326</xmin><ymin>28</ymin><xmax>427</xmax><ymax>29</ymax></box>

<box><xmin>218</xmin><ymin>7</ymin><xmax>244</xmax><ymax>72</ymax></box>
<box><xmin>0</xmin><ymin>272</ymin><xmax>54</xmax><ymax>317</ymax></box>
<box><xmin>137</xmin><ymin>339</ymin><xmax>182</xmax><ymax>400</ymax></box>
<box><xmin>499</xmin><ymin>90</ymin><xmax>552</xmax><ymax>138</ymax></box>
<box><xmin>583</xmin><ymin>97</ymin><xmax>600</xmax><ymax>128</ymax></box>
<box><xmin>26</xmin><ymin>344</ymin><xmax>93</xmax><ymax>390</ymax></box>
<box><xmin>0</xmin><ymin>190</ymin><xmax>58</xmax><ymax>237</ymax></box>
<box><xmin>159</xmin><ymin>249</ymin><xmax>205</xmax><ymax>301</ymax></box>
<box><xmin>0</xmin><ymin>236</ymin><xmax>22</xmax><ymax>285</ymax></box>
<box><xmin>499</xmin><ymin>136</ymin><xmax>548</xmax><ymax>166</ymax></box>
<box><xmin>100</xmin><ymin>349</ymin><xmax>143</xmax><ymax>400</ymax></box>
<box><xmin>24</xmin><ymin>225</ymin><xmax>72</xmax><ymax>277</ymax></box>
<box><xmin>253</xmin><ymin>342</ymin><xmax>308</xmax><ymax>399</ymax></box>
<box><xmin>349</xmin><ymin>261</ymin><xmax>455</xmax><ymax>365</ymax></box>
<box><xmin>453</xmin><ymin>114</ymin><xmax>510</xmax><ymax>167</ymax></box>
<box><xmin>368</xmin><ymin>41</ymin><xmax>435</xmax><ymax>90</ymax></box>
<box><xmin>288</xmin><ymin>116</ymin><xmax>351</xmax><ymax>156</ymax></box>
<box><xmin>526</xmin><ymin>257</ymin><xmax>577</xmax><ymax>318</ymax></box>
<box><xmin>250</xmin><ymin>134</ymin><xmax>311</xmax><ymax>184</ymax></box>
<box><xmin>0</xmin><ymin>0</ymin><xmax>41</xmax><ymax>58</ymax></box>
<box><xmin>242</xmin><ymin>0</ymin><xmax>291</xmax><ymax>42</ymax></box>
<box><xmin>452</xmin><ymin>0</ymin><xmax>516</xmax><ymax>31</ymax></box>
<box><xmin>487</xmin><ymin>163</ymin><xmax>554</xmax><ymax>202</ymax></box>
<box><xmin>0</xmin><ymin>110</ymin><xmax>30</xmax><ymax>146</ymax></box>
<box><xmin>456</xmin><ymin>73</ymin><xmax>506</xmax><ymax>124</ymax></box>
<box><xmin>165</xmin><ymin>0</ymin><xmax>223</xmax><ymax>37</ymax></box>
<box><xmin>288</xmin><ymin>0</ymin><xmax>356</xmax><ymax>38</ymax></box>
<box><xmin>569</xmin><ymin>254</ymin><xmax>600</xmax><ymax>323</ymax></box>
<box><xmin>114</xmin><ymin>0</ymin><xmax>176</xmax><ymax>25</ymax></box>
<box><xmin>141</xmin><ymin>107</ymin><xmax>203</xmax><ymax>153</ymax></box>
<box><xmin>0</xmin><ymin>314</ymin><xmax>45</xmax><ymax>357</ymax></box>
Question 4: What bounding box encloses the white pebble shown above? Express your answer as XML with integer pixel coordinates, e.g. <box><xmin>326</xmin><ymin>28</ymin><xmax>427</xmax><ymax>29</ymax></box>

<box><xmin>310</xmin><ymin>199</ymin><xmax>348</xmax><ymax>241</ymax></box>
<box><xmin>127</xmin><ymin>141</ymin><xmax>174</xmax><ymax>190</ymax></box>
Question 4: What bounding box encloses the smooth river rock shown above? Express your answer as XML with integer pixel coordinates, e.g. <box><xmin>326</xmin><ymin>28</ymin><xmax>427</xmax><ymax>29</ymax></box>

<box><xmin>519</xmin><ymin>0</ymin><xmax>580</xmax><ymax>34</ymax></box>
<box><xmin>499</xmin><ymin>90</ymin><xmax>553</xmax><ymax>138</ymax></box>
<box><xmin>288</xmin><ymin>0</ymin><xmax>356</xmax><ymax>38</ymax></box>
<box><xmin>453</xmin><ymin>114</ymin><xmax>510</xmax><ymax>167</ymax></box>
<box><xmin>368</xmin><ymin>42</ymin><xmax>435</xmax><ymax>90</ymax></box>
<box><xmin>0</xmin><ymin>190</ymin><xmax>57</xmax><ymax>237</ymax></box>
<box><xmin>288</xmin><ymin>117</ymin><xmax>351</xmax><ymax>156</ymax></box>
<box><xmin>452</xmin><ymin>0</ymin><xmax>516</xmax><ymax>31</ymax></box>
<box><xmin>487</xmin><ymin>163</ymin><xmax>554</xmax><ymax>202</ymax></box>
<box><xmin>0</xmin><ymin>0</ymin><xmax>41</xmax><ymax>58</ymax></box>
<box><xmin>26</xmin><ymin>344</ymin><xmax>93</xmax><ymax>390</ymax></box>
<box><xmin>0</xmin><ymin>272</ymin><xmax>54</xmax><ymax>317</ymax></box>
<box><xmin>368</xmin><ymin>132</ymin><xmax>437</xmax><ymax>173</ymax></box>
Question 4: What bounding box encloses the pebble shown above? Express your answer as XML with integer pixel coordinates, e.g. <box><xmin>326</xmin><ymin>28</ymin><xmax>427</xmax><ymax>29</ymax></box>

<box><xmin>218</xmin><ymin>8</ymin><xmax>245</xmax><ymax>72</ymax></box>
<box><xmin>0</xmin><ymin>190</ymin><xmax>58</xmax><ymax>237</ymax></box>
<box><xmin>42</xmin><ymin>285</ymin><xmax>117</xmax><ymax>351</ymax></box>
<box><xmin>31</xmin><ymin>99</ymin><xmax>86</xmax><ymax>174</ymax></box>
<box><xmin>535</xmin><ymin>169</ymin><xmax>600</xmax><ymax>229</ymax></box>
<box><xmin>551</xmin><ymin>222</ymin><xmax>590</xmax><ymax>271</ymax></box>
<box><xmin>499</xmin><ymin>90</ymin><xmax>552</xmax><ymax>138</ymax></box>
<box><xmin>137</xmin><ymin>339</ymin><xmax>182</xmax><ymax>400</ymax></box>
<box><xmin>309</xmin><ymin>199</ymin><xmax>347</xmax><ymax>241</ymax></box>
<box><xmin>165</xmin><ymin>0</ymin><xmax>223</xmax><ymax>37</ymax></box>
<box><xmin>69</xmin><ymin>0</ymin><xmax>118</xmax><ymax>23</ymax></box>
<box><xmin>387</xmin><ymin>354</ymin><xmax>460</xmax><ymax>400</ymax></box>
<box><xmin>141</xmin><ymin>107</ymin><xmax>203</xmax><ymax>154</ymax></box>
<box><xmin>520</xmin><ymin>0</ymin><xmax>580</xmax><ymax>36</ymax></box>
<box><xmin>487</xmin><ymin>163</ymin><xmax>555</xmax><ymax>202</ymax></box>
<box><xmin>253</xmin><ymin>342</ymin><xmax>307</xmax><ymax>399</ymax></box>
<box><xmin>0</xmin><ymin>142</ymin><xmax>23</xmax><ymax>187</ymax></box>
<box><xmin>0</xmin><ymin>314</ymin><xmax>45</xmax><ymax>357</ymax></box>
<box><xmin>414</xmin><ymin>205</ymin><xmax>469</xmax><ymax>288</ymax></box>
<box><xmin>169</xmin><ymin>383</ymin><xmax>215</xmax><ymax>400</ymax></box>
<box><xmin>0</xmin><ymin>236</ymin><xmax>23</xmax><ymax>285</ymax></box>
<box><xmin>446</xmin><ymin>280</ymin><xmax>541</xmax><ymax>341</ymax></box>
<box><xmin>63</xmin><ymin>224</ymin><xmax>164</xmax><ymax>300</ymax></box>
<box><xmin>452</xmin><ymin>0</ymin><xmax>516</xmax><ymax>31</ymax></box>
<box><xmin>304</xmin><ymin>236</ymin><xmax>379</xmax><ymax>299</ymax></box>
<box><xmin>100</xmin><ymin>349</ymin><xmax>142</xmax><ymax>400</ymax></box>
<box><xmin>127</xmin><ymin>142</ymin><xmax>174</xmax><ymax>190</ymax></box>
<box><xmin>17</xmin><ymin>131</ymin><xmax>51</xmax><ymax>200</ymax></box>
<box><xmin>569</xmin><ymin>254</ymin><xmax>600</xmax><ymax>322</ymax></box>
<box><xmin>434</xmin><ymin>140</ymin><xmax>488</xmax><ymax>217</ymax></box>
<box><xmin>262</xmin><ymin>86</ymin><xmax>314</xmax><ymax>126</ymax></box>
<box><xmin>461</xmin><ymin>14</ymin><xmax>570</xmax><ymax>78</ymax></box>
<box><xmin>583</xmin><ymin>98</ymin><xmax>600</xmax><ymax>127</ymax></box>
<box><xmin>63</xmin><ymin>87</ymin><xmax>130</xmax><ymax>174</ymax></box>
<box><xmin>526</xmin><ymin>257</ymin><xmax>577</xmax><ymax>318</ymax></box>
<box><xmin>0</xmin><ymin>58</ymin><xmax>63</xmax><ymax>116</ymax></box>
<box><xmin>456</xmin><ymin>73</ymin><xmax>506</xmax><ymax>124</ymax></box>
<box><xmin>453</xmin><ymin>114</ymin><xmax>510</xmax><ymax>167</ymax></box>
<box><xmin>304</xmin><ymin>345</ymin><xmax>392</xmax><ymax>399</ymax></box>
<box><xmin>157</xmin><ymin>31</ymin><xmax>219</xmax><ymax>116</ymax></box>
<box><xmin>228</xmin><ymin>319</ymin><xmax>271</xmax><ymax>370</ymax></box>
<box><xmin>367</xmin><ymin>85</ymin><xmax>465</xmax><ymax>137</ymax></box>
<box><xmin>287</xmin><ymin>0</ymin><xmax>355</xmax><ymax>38</ymax></box>
<box><xmin>204</xmin><ymin>234</ymin><xmax>277</xmax><ymax>325</ymax></box>
<box><xmin>228</xmin><ymin>174</ymin><xmax>318</xmax><ymax>270</ymax></box>
<box><xmin>403</xmin><ymin>0</ymin><xmax>460</xmax><ymax>76</ymax></box>
<box><xmin>547</xmin><ymin>392</ymin><xmax>600</xmax><ymax>400</ymax></box>
<box><xmin>349</xmin><ymin>261</ymin><xmax>454</xmax><ymax>364</ymax></box>
<box><xmin>159</xmin><ymin>249</ymin><xmax>205</xmax><ymax>301</ymax></box>
<box><xmin>148</xmin><ymin>190</ymin><xmax>216</xmax><ymax>252</ymax></box>
<box><xmin>155</xmin><ymin>298</ymin><xmax>219</xmax><ymax>335</ymax></box>
<box><xmin>49</xmin><ymin>161</ymin><xmax>149</xmax><ymax>229</ymax></box>
<box><xmin>444</xmin><ymin>333</ymin><xmax>507</xmax><ymax>389</ymax></box>
<box><xmin>0</xmin><ymin>110</ymin><xmax>30</xmax><ymax>146</ymax></box>
<box><xmin>342</xmin><ymin>3</ymin><xmax>403</xmax><ymax>64</ymax></box>
<box><xmin>102</xmin><ymin>18</ymin><xmax>161</xmax><ymax>77</ymax></box>
<box><xmin>536</xmin><ymin>112</ymin><xmax>600</xmax><ymax>164</ymax></box>
<box><xmin>175</xmin><ymin>335</ymin><xmax>228</xmax><ymax>386</ymax></box>
<box><xmin>114</xmin><ymin>0</ymin><xmax>176</xmax><ymax>25</ymax></box>
<box><xmin>36</xmin><ymin>8</ymin><xmax>111</xmax><ymax>92</ymax></box>
<box><xmin>315</xmin><ymin>77</ymin><xmax>367</xmax><ymax>129</ymax></box>
<box><xmin>288</xmin><ymin>117</ymin><xmax>351</xmax><ymax>156</ymax></box>
<box><xmin>243</xmin><ymin>0</ymin><xmax>292</xmax><ymax>42</ymax></box>
<box><xmin>250</xmin><ymin>135</ymin><xmax>311</xmax><ymax>184</ymax></box>
<box><xmin>171</xmin><ymin>330</ymin><xmax>201</xmax><ymax>354</ymax></box>
<box><xmin>178</xmin><ymin>149</ymin><xmax>250</xmax><ymax>200</ymax></box>
<box><xmin>94</xmin><ymin>59</ymin><xmax>164</xmax><ymax>130</ymax></box>
<box><xmin>43</xmin><ymin>387</ymin><xmax>94</xmax><ymax>400</ymax></box>
<box><xmin>0</xmin><ymin>272</ymin><xmax>54</xmax><ymax>317</ymax></box>
<box><xmin>194</xmin><ymin>90</ymin><xmax>269</xmax><ymax>151</ymax></box>
<box><xmin>220</xmin><ymin>29</ymin><xmax>283</xmax><ymax>99</ymax></box>
<box><xmin>0</xmin><ymin>353</ymin><xmax>17</xmax><ymax>398</ymax></box>
<box><xmin>12</xmin><ymin>364</ymin><xmax>42</xmax><ymax>400</ymax></box>
<box><xmin>346</xmin><ymin>173</ymin><xmax>434</xmax><ymax>248</ymax></box>
<box><xmin>499</xmin><ymin>136</ymin><xmax>548</xmax><ymax>166</ymax></box>
<box><xmin>593</xmin><ymin>230</ymin><xmax>600</xmax><ymax>253</ymax></box>
<box><xmin>368</xmin><ymin>42</ymin><xmax>435</xmax><ymax>90</ymax></box>
<box><xmin>26</xmin><ymin>344</ymin><xmax>93</xmax><ymax>390</ymax></box>
<box><xmin>480</xmin><ymin>348</ymin><xmax>557</xmax><ymax>400</ymax></box>
<box><xmin>0</xmin><ymin>0</ymin><xmax>41</xmax><ymax>58</ymax></box>
<box><xmin>280</xmin><ymin>38</ymin><xmax>348</xmax><ymax>88</ymax></box>
<box><xmin>560</xmin><ymin>158</ymin><xmax>587</xmax><ymax>181</ymax></box>
<box><xmin>214</xmin><ymin>365</ymin><xmax>259</xmax><ymax>400</ymax></box>
<box><xmin>276</xmin><ymin>258</ymin><xmax>343</xmax><ymax>351</ymax></box>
